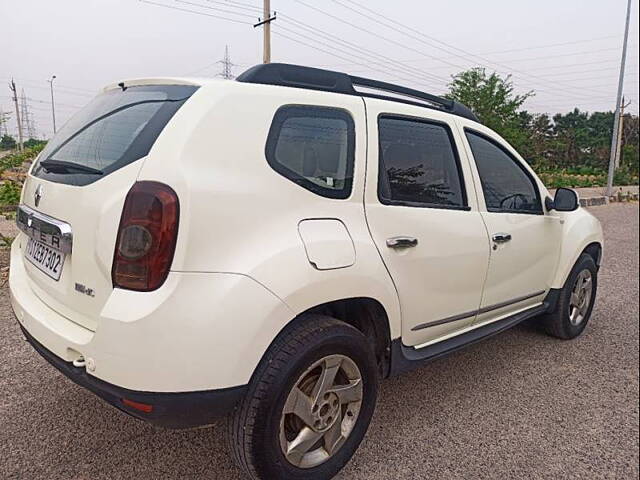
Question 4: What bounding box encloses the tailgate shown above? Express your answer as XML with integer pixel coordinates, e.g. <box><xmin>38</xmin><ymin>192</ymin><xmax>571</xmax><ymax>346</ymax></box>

<box><xmin>17</xmin><ymin>163</ymin><xmax>143</xmax><ymax>330</ymax></box>
<box><xmin>15</xmin><ymin>83</ymin><xmax>198</xmax><ymax>331</ymax></box>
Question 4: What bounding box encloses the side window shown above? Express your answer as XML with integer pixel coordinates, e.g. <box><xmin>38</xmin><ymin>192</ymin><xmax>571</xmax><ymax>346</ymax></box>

<box><xmin>265</xmin><ymin>105</ymin><xmax>355</xmax><ymax>199</ymax></box>
<box><xmin>378</xmin><ymin>116</ymin><xmax>467</xmax><ymax>209</ymax></box>
<box><xmin>465</xmin><ymin>131</ymin><xmax>542</xmax><ymax>214</ymax></box>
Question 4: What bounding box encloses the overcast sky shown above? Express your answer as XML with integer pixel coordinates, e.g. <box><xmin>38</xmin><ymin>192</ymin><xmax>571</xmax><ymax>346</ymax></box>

<box><xmin>2</xmin><ymin>0</ymin><xmax>639</xmax><ymax>139</ymax></box>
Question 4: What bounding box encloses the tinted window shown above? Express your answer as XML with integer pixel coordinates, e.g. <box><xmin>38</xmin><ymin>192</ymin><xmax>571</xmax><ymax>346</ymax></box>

<box><xmin>378</xmin><ymin>117</ymin><xmax>466</xmax><ymax>208</ymax></box>
<box><xmin>465</xmin><ymin>131</ymin><xmax>541</xmax><ymax>214</ymax></box>
<box><xmin>266</xmin><ymin>105</ymin><xmax>354</xmax><ymax>199</ymax></box>
<box><xmin>33</xmin><ymin>85</ymin><xmax>198</xmax><ymax>186</ymax></box>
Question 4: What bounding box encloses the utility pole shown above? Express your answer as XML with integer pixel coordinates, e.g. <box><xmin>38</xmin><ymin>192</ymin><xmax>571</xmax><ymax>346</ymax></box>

<box><xmin>614</xmin><ymin>98</ymin><xmax>631</xmax><ymax>169</ymax></box>
<box><xmin>48</xmin><ymin>75</ymin><xmax>57</xmax><ymax>134</ymax></box>
<box><xmin>218</xmin><ymin>45</ymin><xmax>235</xmax><ymax>79</ymax></box>
<box><xmin>263</xmin><ymin>0</ymin><xmax>271</xmax><ymax>63</ymax></box>
<box><xmin>253</xmin><ymin>1</ymin><xmax>276</xmax><ymax>64</ymax></box>
<box><xmin>606</xmin><ymin>0</ymin><xmax>632</xmax><ymax>197</ymax></box>
<box><xmin>9</xmin><ymin>79</ymin><xmax>24</xmax><ymax>152</ymax></box>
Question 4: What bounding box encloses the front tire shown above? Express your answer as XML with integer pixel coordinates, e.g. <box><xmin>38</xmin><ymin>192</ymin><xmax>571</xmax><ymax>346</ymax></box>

<box><xmin>542</xmin><ymin>253</ymin><xmax>598</xmax><ymax>339</ymax></box>
<box><xmin>228</xmin><ymin>315</ymin><xmax>378</xmax><ymax>480</ymax></box>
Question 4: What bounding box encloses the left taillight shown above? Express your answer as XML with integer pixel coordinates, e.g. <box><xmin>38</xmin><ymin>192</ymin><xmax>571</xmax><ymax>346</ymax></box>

<box><xmin>112</xmin><ymin>181</ymin><xmax>179</xmax><ymax>291</ymax></box>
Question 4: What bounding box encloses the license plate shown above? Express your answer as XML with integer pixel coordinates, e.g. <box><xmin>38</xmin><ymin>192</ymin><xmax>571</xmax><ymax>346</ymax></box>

<box><xmin>24</xmin><ymin>237</ymin><xmax>66</xmax><ymax>281</ymax></box>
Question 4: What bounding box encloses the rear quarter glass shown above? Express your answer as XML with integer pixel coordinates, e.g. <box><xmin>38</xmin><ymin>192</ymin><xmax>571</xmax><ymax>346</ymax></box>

<box><xmin>32</xmin><ymin>85</ymin><xmax>198</xmax><ymax>186</ymax></box>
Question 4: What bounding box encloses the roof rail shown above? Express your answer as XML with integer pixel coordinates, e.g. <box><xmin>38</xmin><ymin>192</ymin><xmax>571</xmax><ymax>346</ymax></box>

<box><xmin>236</xmin><ymin>63</ymin><xmax>479</xmax><ymax>123</ymax></box>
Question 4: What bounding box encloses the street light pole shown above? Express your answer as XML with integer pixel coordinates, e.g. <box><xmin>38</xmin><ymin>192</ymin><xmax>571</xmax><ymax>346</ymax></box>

<box><xmin>606</xmin><ymin>0</ymin><xmax>632</xmax><ymax>197</ymax></box>
<box><xmin>48</xmin><ymin>75</ymin><xmax>57</xmax><ymax>135</ymax></box>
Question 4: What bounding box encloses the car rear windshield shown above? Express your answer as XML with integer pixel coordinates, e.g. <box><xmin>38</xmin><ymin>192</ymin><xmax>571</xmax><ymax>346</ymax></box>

<box><xmin>32</xmin><ymin>84</ymin><xmax>198</xmax><ymax>186</ymax></box>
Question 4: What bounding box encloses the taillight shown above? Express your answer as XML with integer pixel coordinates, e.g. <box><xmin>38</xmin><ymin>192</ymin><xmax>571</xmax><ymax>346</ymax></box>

<box><xmin>112</xmin><ymin>181</ymin><xmax>179</xmax><ymax>291</ymax></box>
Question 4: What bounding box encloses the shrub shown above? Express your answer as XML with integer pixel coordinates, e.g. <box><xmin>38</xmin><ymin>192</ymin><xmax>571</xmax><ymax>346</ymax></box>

<box><xmin>0</xmin><ymin>181</ymin><xmax>21</xmax><ymax>206</ymax></box>
<box><xmin>0</xmin><ymin>143</ymin><xmax>46</xmax><ymax>175</ymax></box>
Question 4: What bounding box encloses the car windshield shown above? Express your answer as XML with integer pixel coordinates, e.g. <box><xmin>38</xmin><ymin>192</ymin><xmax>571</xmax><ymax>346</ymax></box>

<box><xmin>33</xmin><ymin>84</ymin><xmax>198</xmax><ymax>186</ymax></box>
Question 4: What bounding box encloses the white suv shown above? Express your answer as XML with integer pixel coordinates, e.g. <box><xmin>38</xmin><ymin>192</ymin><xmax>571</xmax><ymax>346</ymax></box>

<box><xmin>10</xmin><ymin>64</ymin><xmax>603</xmax><ymax>480</ymax></box>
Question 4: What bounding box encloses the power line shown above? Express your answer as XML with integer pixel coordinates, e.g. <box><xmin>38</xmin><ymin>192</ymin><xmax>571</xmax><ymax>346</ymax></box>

<box><xmin>202</xmin><ymin>0</ymin><xmax>261</xmax><ymax>14</ymax></box>
<box><xmin>270</xmin><ymin>29</ymin><xmax>448</xmax><ymax>93</ymax></box>
<box><xmin>206</xmin><ymin>0</ymin><xmax>262</xmax><ymax>13</ymax></box>
<box><xmin>529</xmin><ymin>69</ymin><xmax>639</xmax><ymax>81</ymax></box>
<box><xmin>276</xmin><ymin>16</ymin><xmax>448</xmax><ymax>85</ymax></box>
<box><xmin>380</xmin><ymin>46</ymin><xmax>634</xmax><ymax>69</ymax></box>
<box><xmin>138</xmin><ymin>0</ymin><xmax>254</xmax><ymax>25</ymax></box>
<box><xmin>274</xmin><ymin>24</ymin><xmax>444</xmax><ymax>90</ymax></box>
<box><xmin>479</xmin><ymin>35</ymin><xmax>621</xmax><ymax>55</ymax></box>
<box><xmin>175</xmin><ymin>0</ymin><xmax>256</xmax><ymax>19</ymax></box>
<box><xmin>323</xmin><ymin>0</ymin><xmax>628</xmax><ymax>98</ymax></box>
<box><xmin>167</xmin><ymin>0</ymin><xmax>452</xmax><ymax>88</ymax></box>
<box><xmin>294</xmin><ymin>0</ymin><xmax>470</xmax><ymax>72</ymax></box>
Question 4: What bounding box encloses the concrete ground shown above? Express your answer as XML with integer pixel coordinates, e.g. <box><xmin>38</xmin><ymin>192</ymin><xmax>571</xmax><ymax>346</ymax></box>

<box><xmin>0</xmin><ymin>203</ymin><xmax>638</xmax><ymax>479</ymax></box>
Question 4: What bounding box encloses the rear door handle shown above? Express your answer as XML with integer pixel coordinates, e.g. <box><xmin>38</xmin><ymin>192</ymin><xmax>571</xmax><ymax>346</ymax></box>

<box><xmin>386</xmin><ymin>236</ymin><xmax>418</xmax><ymax>249</ymax></box>
<box><xmin>492</xmin><ymin>232</ymin><xmax>512</xmax><ymax>243</ymax></box>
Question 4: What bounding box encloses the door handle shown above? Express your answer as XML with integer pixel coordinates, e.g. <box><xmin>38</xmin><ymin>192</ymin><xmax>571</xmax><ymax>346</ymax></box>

<box><xmin>492</xmin><ymin>232</ymin><xmax>512</xmax><ymax>243</ymax></box>
<box><xmin>386</xmin><ymin>236</ymin><xmax>418</xmax><ymax>249</ymax></box>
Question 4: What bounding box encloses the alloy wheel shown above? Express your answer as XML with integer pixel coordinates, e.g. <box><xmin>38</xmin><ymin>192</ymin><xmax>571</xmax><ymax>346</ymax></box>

<box><xmin>279</xmin><ymin>354</ymin><xmax>363</xmax><ymax>469</ymax></box>
<box><xmin>569</xmin><ymin>269</ymin><xmax>593</xmax><ymax>326</ymax></box>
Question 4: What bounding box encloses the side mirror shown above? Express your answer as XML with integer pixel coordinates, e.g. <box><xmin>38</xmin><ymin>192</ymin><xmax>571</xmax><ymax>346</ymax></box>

<box><xmin>548</xmin><ymin>187</ymin><xmax>579</xmax><ymax>212</ymax></box>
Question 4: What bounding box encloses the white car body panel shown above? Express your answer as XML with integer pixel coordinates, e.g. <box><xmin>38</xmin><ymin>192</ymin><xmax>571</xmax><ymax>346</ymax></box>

<box><xmin>362</xmin><ymin>98</ymin><xmax>491</xmax><ymax>347</ymax></box>
<box><xmin>9</xmin><ymin>76</ymin><xmax>603</xmax><ymax>397</ymax></box>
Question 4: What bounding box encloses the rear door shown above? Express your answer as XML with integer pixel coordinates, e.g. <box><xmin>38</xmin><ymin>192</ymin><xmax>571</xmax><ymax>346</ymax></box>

<box><xmin>363</xmin><ymin>99</ymin><xmax>490</xmax><ymax>347</ymax></box>
<box><xmin>17</xmin><ymin>84</ymin><xmax>197</xmax><ymax>331</ymax></box>
<box><xmin>460</xmin><ymin>127</ymin><xmax>562</xmax><ymax>323</ymax></box>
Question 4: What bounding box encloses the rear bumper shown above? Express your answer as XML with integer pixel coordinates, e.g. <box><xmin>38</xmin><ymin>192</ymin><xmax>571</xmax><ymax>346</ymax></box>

<box><xmin>20</xmin><ymin>324</ymin><xmax>246</xmax><ymax>429</ymax></box>
<box><xmin>9</xmin><ymin>239</ymin><xmax>292</xmax><ymax>392</ymax></box>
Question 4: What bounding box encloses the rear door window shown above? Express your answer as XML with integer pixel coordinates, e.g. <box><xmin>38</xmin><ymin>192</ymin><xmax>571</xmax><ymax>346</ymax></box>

<box><xmin>378</xmin><ymin>116</ymin><xmax>467</xmax><ymax>209</ymax></box>
<box><xmin>33</xmin><ymin>85</ymin><xmax>198</xmax><ymax>186</ymax></box>
<box><xmin>265</xmin><ymin>105</ymin><xmax>355</xmax><ymax>199</ymax></box>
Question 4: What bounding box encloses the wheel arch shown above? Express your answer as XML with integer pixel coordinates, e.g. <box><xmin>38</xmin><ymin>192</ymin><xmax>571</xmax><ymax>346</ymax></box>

<box><xmin>551</xmin><ymin>210</ymin><xmax>603</xmax><ymax>290</ymax></box>
<box><xmin>253</xmin><ymin>296</ymin><xmax>395</xmax><ymax>381</ymax></box>
<box><xmin>303</xmin><ymin>297</ymin><xmax>393</xmax><ymax>377</ymax></box>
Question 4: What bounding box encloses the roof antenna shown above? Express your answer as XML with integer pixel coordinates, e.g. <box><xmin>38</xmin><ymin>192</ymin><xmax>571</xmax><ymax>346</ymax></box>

<box><xmin>118</xmin><ymin>82</ymin><xmax>127</xmax><ymax>91</ymax></box>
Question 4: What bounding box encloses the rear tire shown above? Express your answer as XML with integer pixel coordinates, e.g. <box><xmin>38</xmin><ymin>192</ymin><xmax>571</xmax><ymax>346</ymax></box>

<box><xmin>541</xmin><ymin>253</ymin><xmax>598</xmax><ymax>339</ymax></box>
<box><xmin>228</xmin><ymin>315</ymin><xmax>378</xmax><ymax>480</ymax></box>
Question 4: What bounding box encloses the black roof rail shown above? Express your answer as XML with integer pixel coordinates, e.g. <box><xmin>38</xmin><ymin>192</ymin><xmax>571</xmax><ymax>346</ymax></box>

<box><xmin>236</xmin><ymin>63</ymin><xmax>479</xmax><ymax>123</ymax></box>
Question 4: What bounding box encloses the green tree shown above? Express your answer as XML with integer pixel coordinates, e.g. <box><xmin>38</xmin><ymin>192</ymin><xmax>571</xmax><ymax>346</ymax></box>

<box><xmin>552</xmin><ymin>109</ymin><xmax>614</xmax><ymax>169</ymax></box>
<box><xmin>514</xmin><ymin>111</ymin><xmax>554</xmax><ymax>166</ymax></box>
<box><xmin>0</xmin><ymin>135</ymin><xmax>16</xmax><ymax>150</ymax></box>
<box><xmin>446</xmin><ymin>68</ymin><xmax>534</xmax><ymax>152</ymax></box>
<box><xmin>24</xmin><ymin>138</ymin><xmax>46</xmax><ymax>149</ymax></box>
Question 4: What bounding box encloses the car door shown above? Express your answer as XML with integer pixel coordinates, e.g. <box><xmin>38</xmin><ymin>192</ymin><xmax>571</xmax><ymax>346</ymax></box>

<box><xmin>364</xmin><ymin>99</ymin><xmax>490</xmax><ymax>348</ymax></box>
<box><xmin>460</xmin><ymin>127</ymin><xmax>563</xmax><ymax>324</ymax></box>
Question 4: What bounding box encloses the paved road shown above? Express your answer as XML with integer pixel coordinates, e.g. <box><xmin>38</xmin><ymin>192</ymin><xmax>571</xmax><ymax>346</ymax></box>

<box><xmin>1</xmin><ymin>203</ymin><xmax>638</xmax><ymax>479</ymax></box>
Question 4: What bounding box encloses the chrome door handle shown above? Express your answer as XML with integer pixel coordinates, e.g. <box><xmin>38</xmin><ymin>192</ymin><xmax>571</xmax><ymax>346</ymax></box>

<box><xmin>492</xmin><ymin>232</ymin><xmax>512</xmax><ymax>243</ymax></box>
<box><xmin>386</xmin><ymin>236</ymin><xmax>418</xmax><ymax>249</ymax></box>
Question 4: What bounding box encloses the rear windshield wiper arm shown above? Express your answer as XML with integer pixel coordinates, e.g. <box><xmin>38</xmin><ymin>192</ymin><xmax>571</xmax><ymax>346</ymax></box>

<box><xmin>39</xmin><ymin>159</ymin><xmax>104</xmax><ymax>175</ymax></box>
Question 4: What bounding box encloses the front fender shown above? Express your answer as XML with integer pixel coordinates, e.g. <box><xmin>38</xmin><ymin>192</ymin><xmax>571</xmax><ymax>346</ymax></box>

<box><xmin>550</xmin><ymin>207</ymin><xmax>603</xmax><ymax>289</ymax></box>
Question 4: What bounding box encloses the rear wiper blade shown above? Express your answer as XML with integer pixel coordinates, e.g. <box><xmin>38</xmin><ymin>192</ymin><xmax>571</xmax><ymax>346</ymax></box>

<box><xmin>39</xmin><ymin>159</ymin><xmax>104</xmax><ymax>175</ymax></box>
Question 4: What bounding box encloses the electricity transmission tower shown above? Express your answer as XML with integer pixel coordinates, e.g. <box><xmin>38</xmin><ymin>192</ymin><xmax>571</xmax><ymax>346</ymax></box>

<box><xmin>19</xmin><ymin>89</ymin><xmax>36</xmax><ymax>139</ymax></box>
<box><xmin>217</xmin><ymin>45</ymin><xmax>236</xmax><ymax>79</ymax></box>
<box><xmin>0</xmin><ymin>109</ymin><xmax>9</xmax><ymax>137</ymax></box>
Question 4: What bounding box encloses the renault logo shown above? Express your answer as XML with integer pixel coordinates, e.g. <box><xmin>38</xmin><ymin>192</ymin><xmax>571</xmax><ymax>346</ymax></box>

<box><xmin>34</xmin><ymin>185</ymin><xmax>43</xmax><ymax>207</ymax></box>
